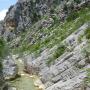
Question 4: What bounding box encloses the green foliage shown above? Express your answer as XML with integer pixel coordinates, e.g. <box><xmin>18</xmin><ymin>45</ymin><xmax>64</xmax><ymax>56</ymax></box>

<box><xmin>32</xmin><ymin>12</ymin><xmax>41</xmax><ymax>23</ymax></box>
<box><xmin>53</xmin><ymin>44</ymin><xmax>66</xmax><ymax>59</ymax></box>
<box><xmin>66</xmin><ymin>11</ymin><xmax>79</xmax><ymax>22</ymax></box>
<box><xmin>85</xmin><ymin>69</ymin><xmax>90</xmax><ymax>84</ymax></box>
<box><xmin>0</xmin><ymin>38</ymin><xmax>7</xmax><ymax>58</ymax></box>
<box><xmin>46</xmin><ymin>44</ymin><xmax>66</xmax><ymax>66</ymax></box>
<box><xmin>50</xmin><ymin>7</ymin><xmax>55</xmax><ymax>14</ymax></box>
<box><xmin>82</xmin><ymin>42</ymin><xmax>90</xmax><ymax>64</ymax></box>
<box><xmin>63</xmin><ymin>4</ymin><xmax>68</xmax><ymax>11</ymax></box>
<box><xmin>20</xmin><ymin>42</ymin><xmax>41</xmax><ymax>54</ymax></box>
<box><xmin>51</xmin><ymin>14</ymin><xmax>59</xmax><ymax>23</ymax></box>
<box><xmin>13</xmin><ymin>6</ymin><xmax>90</xmax><ymax>58</ymax></box>
<box><xmin>78</xmin><ymin>34</ymin><xmax>84</xmax><ymax>43</ymax></box>
<box><xmin>74</xmin><ymin>0</ymin><xmax>81</xmax><ymax>4</ymax></box>
<box><xmin>0</xmin><ymin>38</ymin><xmax>8</xmax><ymax>70</ymax></box>
<box><xmin>53</xmin><ymin>0</ymin><xmax>60</xmax><ymax>5</ymax></box>
<box><xmin>46</xmin><ymin>57</ymin><xmax>54</xmax><ymax>66</ymax></box>
<box><xmin>85</xmin><ymin>27</ymin><xmax>90</xmax><ymax>39</ymax></box>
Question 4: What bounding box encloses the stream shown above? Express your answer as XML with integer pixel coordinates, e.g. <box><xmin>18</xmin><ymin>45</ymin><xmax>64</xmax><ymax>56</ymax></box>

<box><xmin>9</xmin><ymin>55</ymin><xmax>44</xmax><ymax>90</ymax></box>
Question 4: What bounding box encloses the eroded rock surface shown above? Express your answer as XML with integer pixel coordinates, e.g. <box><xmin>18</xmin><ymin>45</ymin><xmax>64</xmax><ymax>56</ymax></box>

<box><xmin>23</xmin><ymin>23</ymin><xmax>90</xmax><ymax>90</ymax></box>
<box><xmin>3</xmin><ymin>56</ymin><xmax>18</xmax><ymax>80</ymax></box>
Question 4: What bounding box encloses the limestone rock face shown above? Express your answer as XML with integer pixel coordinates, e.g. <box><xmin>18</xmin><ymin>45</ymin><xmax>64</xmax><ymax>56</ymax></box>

<box><xmin>1</xmin><ymin>0</ymin><xmax>89</xmax><ymax>41</ymax></box>
<box><xmin>23</xmin><ymin>23</ymin><xmax>90</xmax><ymax>90</ymax></box>
<box><xmin>0</xmin><ymin>72</ymin><xmax>5</xmax><ymax>90</ymax></box>
<box><xmin>0</xmin><ymin>21</ymin><xmax>4</xmax><ymax>36</ymax></box>
<box><xmin>4</xmin><ymin>0</ymin><xmax>61</xmax><ymax>33</ymax></box>
<box><xmin>0</xmin><ymin>0</ymin><xmax>90</xmax><ymax>90</ymax></box>
<box><xmin>3</xmin><ymin>56</ymin><xmax>18</xmax><ymax>80</ymax></box>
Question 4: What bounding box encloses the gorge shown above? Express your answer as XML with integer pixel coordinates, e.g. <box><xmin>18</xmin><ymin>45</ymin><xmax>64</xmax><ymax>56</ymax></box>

<box><xmin>0</xmin><ymin>0</ymin><xmax>90</xmax><ymax>90</ymax></box>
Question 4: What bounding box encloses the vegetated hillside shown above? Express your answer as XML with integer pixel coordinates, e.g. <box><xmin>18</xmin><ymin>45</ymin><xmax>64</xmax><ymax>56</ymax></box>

<box><xmin>0</xmin><ymin>0</ymin><xmax>90</xmax><ymax>90</ymax></box>
<box><xmin>0</xmin><ymin>38</ymin><xmax>9</xmax><ymax>90</ymax></box>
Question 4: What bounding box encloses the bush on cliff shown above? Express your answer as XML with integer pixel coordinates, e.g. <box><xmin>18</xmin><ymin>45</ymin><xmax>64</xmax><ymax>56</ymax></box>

<box><xmin>0</xmin><ymin>38</ymin><xmax>8</xmax><ymax>70</ymax></box>
<box><xmin>85</xmin><ymin>27</ymin><xmax>90</xmax><ymax>39</ymax></box>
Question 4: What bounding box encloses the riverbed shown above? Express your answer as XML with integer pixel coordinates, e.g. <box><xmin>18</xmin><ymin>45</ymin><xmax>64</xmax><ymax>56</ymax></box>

<box><xmin>9</xmin><ymin>55</ymin><xmax>44</xmax><ymax>90</ymax></box>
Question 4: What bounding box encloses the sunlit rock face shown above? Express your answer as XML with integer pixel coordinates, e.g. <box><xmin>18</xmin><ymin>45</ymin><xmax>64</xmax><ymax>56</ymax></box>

<box><xmin>3</xmin><ymin>0</ymin><xmax>89</xmax><ymax>41</ymax></box>
<box><xmin>4</xmin><ymin>0</ymin><xmax>62</xmax><ymax>33</ymax></box>
<box><xmin>1</xmin><ymin>0</ymin><xmax>63</xmax><ymax>42</ymax></box>
<box><xmin>23</xmin><ymin>22</ymin><xmax>90</xmax><ymax>90</ymax></box>
<box><xmin>0</xmin><ymin>0</ymin><xmax>90</xmax><ymax>90</ymax></box>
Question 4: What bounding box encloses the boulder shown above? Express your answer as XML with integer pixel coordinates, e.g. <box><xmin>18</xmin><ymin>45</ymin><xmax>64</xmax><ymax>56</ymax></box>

<box><xmin>3</xmin><ymin>56</ymin><xmax>18</xmax><ymax>80</ymax></box>
<box><xmin>78</xmin><ymin>59</ymin><xmax>86</xmax><ymax>68</ymax></box>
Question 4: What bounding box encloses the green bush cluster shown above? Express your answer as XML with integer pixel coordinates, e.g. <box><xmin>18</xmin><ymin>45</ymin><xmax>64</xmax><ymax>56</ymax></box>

<box><xmin>78</xmin><ymin>34</ymin><xmax>84</xmax><ymax>43</ymax></box>
<box><xmin>13</xmin><ymin>6</ymin><xmax>90</xmax><ymax>61</ymax></box>
<box><xmin>0</xmin><ymin>39</ymin><xmax>6</xmax><ymax>58</ymax></box>
<box><xmin>51</xmin><ymin>14</ymin><xmax>59</xmax><ymax>24</ymax></box>
<box><xmin>66</xmin><ymin>11</ymin><xmax>79</xmax><ymax>22</ymax></box>
<box><xmin>85</xmin><ymin>27</ymin><xmax>90</xmax><ymax>39</ymax></box>
<box><xmin>74</xmin><ymin>0</ymin><xmax>81</xmax><ymax>4</ymax></box>
<box><xmin>0</xmin><ymin>38</ymin><xmax>8</xmax><ymax>70</ymax></box>
<box><xmin>46</xmin><ymin>44</ymin><xmax>66</xmax><ymax>66</ymax></box>
<box><xmin>85</xmin><ymin>69</ymin><xmax>90</xmax><ymax>84</ymax></box>
<box><xmin>53</xmin><ymin>44</ymin><xmax>66</xmax><ymax>59</ymax></box>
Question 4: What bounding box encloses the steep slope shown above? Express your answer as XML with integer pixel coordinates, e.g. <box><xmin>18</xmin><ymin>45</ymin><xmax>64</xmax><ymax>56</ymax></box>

<box><xmin>2</xmin><ymin>0</ymin><xmax>63</xmax><ymax>40</ymax></box>
<box><xmin>0</xmin><ymin>0</ymin><xmax>90</xmax><ymax>90</ymax></box>
<box><xmin>2</xmin><ymin>0</ymin><xmax>89</xmax><ymax>41</ymax></box>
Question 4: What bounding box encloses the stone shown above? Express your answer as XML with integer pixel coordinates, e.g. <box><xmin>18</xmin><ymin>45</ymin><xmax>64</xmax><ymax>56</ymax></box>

<box><xmin>41</xmin><ymin>18</ymin><xmax>54</xmax><ymax>28</ymax></box>
<box><xmin>45</xmin><ymin>81</ymin><xmax>54</xmax><ymax>88</ymax></box>
<box><xmin>86</xmin><ymin>87</ymin><xmax>90</xmax><ymax>90</ymax></box>
<box><xmin>3</xmin><ymin>56</ymin><xmax>18</xmax><ymax>80</ymax></box>
<box><xmin>78</xmin><ymin>59</ymin><xmax>86</xmax><ymax>68</ymax></box>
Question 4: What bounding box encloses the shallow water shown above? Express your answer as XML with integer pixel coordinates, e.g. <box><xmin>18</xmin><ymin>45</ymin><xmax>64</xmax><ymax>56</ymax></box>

<box><xmin>10</xmin><ymin>57</ymin><xmax>37</xmax><ymax>90</ymax></box>
<box><xmin>10</xmin><ymin>74</ymin><xmax>37</xmax><ymax>90</ymax></box>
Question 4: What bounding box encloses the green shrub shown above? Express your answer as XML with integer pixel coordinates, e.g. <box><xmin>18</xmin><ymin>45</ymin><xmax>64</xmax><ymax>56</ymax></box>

<box><xmin>50</xmin><ymin>7</ymin><xmax>55</xmax><ymax>14</ymax></box>
<box><xmin>53</xmin><ymin>44</ymin><xmax>66</xmax><ymax>59</ymax></box>
<box><xmin>74</xmin><ymin>0</ymin><xmax>81</xmax><ymax>4</ymax></box>
<box><xmin>46</xmin><ymin>58</ymin><xmax>54</xmax><ymax>66</ymax></box>
<box><xmin>66</xmin><ymin>11</ymin><xmax>79</xmax><ymax>22</ymax></box>
<box><xmin>51</xmin><ymin>14</ymin><xmax>59</xmax><ymax>23</ymax></box>
<box><xmin>46</xmin><ymin>44</ymin><xmax>66</xmax><ymax>66</ymax></box>
<box><xmin>0</xmin><ymin>38</ymin><xmax>7</xmax><ymax>58</ymax></box>
<box><xmin>13</xmin><ymin>6</ymin><xmax>90</xmax><ymax>56</ymax></box>
<box><xmin>85</xmin><ymin>27</ymin><xmax>90</xmax><ymax>39</ymax></box>
<box><xmin>0</xmin><ymin>38</ymin><xmax>8</xmax><ymax>70</ymax></box>
<box><xmin>78</xmin><ymin>34</ymin><xmax>84</xmax><ymax>43</ymax></box>
<box><xmin>85</xmin><ymin>69</ymin><xmax>90</xmax><ymax>84</ymax></box>
<box><xmin>63</xmin><ymin>4</ymin><xmax>68</xmax><ymax>11</ymax></box>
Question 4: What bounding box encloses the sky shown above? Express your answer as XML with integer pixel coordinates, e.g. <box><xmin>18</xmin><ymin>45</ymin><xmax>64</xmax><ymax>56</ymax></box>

<box><xmin>0</xmin><ymin>0</ymin><xmax>17</xmax><ymax>21</ymax></box>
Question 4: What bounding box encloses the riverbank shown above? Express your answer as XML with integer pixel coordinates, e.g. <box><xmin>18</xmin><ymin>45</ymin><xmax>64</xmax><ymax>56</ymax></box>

<box><xmin>8</xmin><ymin>55</ymin><xmax>45</xmax><ymax>90</ymax></box>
